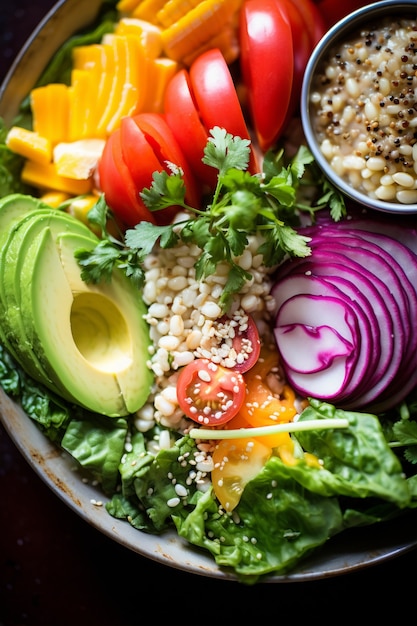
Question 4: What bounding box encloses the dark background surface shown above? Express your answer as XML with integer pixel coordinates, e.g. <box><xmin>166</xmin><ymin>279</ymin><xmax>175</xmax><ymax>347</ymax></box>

<box><xmin>0</xmin><ymin>2</ymin><xmax>416</xmax><ymax>625</ymax></box>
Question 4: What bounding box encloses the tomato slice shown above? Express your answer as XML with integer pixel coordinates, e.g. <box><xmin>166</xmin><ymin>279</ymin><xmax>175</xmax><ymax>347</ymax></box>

<box><xmin>314</xmin><ymin>0</ymin><xmax>372</xmax><ymax>30</ymax></box>
<box><xmin>99</xmin><ymin>112</ymin><xmax>201</xmax><ymax>228</ymax></box>
<box><xmin>120</xmin><ymin>116</ymin><xmax>164</xmax><ymax>194</ymax></box>
<box><xmin>189</xmin><ymin>48</ymin><xmax>259</xmax><ymax>173</ymax></box>
<box><xmin>239</xmin><ymin>0</ymin><xmax>294</xmax><ymax>152</ymax></box>
<box><xmin>277</xmin><ymin>0</ymin><xmax>316</xmax><ymax>112</ymax></box>
<box><xmin>211</xmin><ymin>437</ymin><xmax>272</xmax><ymax>511</ymax></box>
<box><xmin>164</xmin><ymin>69</ymin><xmax>218</xmax><ymax>189</ymax></box>
<box><xmin>132</xmin><ymin>112</ymin><xmax>201</xmax><ymax>212</ymax></box>
<box><xmin>98</xmin><ymin>129</ymin><xmax>156</xmax><ymax>227</ymax></box>
<box><xmin>287</xmin><ymin>0</ymin><xmax>326</xmax><ymax>47</ymax></box>
<box><xmin>177</xmin><ymin>358</ymin><xmax>246</xmax><ymax>426</ymax></box>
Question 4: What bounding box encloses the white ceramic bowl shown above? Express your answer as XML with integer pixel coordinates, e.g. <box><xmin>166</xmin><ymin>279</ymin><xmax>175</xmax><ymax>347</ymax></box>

<box><xmin>1</xmin><ymin>0</ymin><xmax>416</xmax><ymax>582</ymax></box>
<box><xmin>301</xmin><ymin>0</ymin><xmax>417</xmax><ymax>215</ymax></box>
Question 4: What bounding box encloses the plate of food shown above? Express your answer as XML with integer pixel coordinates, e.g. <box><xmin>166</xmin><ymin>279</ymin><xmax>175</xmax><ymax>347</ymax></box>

<box><xmin>0</xmin><ymin>0</ymin><xmax>416</xmax><ymax>585</ymax></box>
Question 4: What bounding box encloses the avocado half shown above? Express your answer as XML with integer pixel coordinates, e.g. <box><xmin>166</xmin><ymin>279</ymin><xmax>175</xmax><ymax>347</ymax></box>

<box><xmin>0</xmin><ymin>194</ymin><xmax>153</xmax><ymax>417</ymax></box>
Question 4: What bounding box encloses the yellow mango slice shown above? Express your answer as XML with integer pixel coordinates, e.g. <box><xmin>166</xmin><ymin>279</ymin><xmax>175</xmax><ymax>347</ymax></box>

<box><xmin>96</xmin><ymin>35</ymin><xmax>148</xmax><ymax>135</ymax></box>
<box><xmin>6</xmin><ymin>127</ymin><xmax>52</xmax><ymax>164</ymax></box>
<box><xmin>132</xmin><ymin>0</ymin><xmax>167</xmax><ymax>23</ymax></box>
<box><xmin>161</xmin><ymin>0</ymin><xmax>242</xmax><ymax>62</ymax></box>
<box><xmin>142</xmin><ymin>57</ymin><xmax>178</xmax><ymax>112</ymax></box>
<box><xmin>114</xmin><ymin>17</ymin><xmax>163</xmax><ymax>58</ymax></box>
<box><xmin>40</xmin><ymin>191</ymin><xmax>71</xmax><ymax>208</ymax></box>
<box><xmin>68</xmin><ymin>69</ymin><xmax>100</xmax><ymax>141</ymax></box>
<box><xmin>116</xmin><ymin>0</ymin><xmax>142</xmax><ymax>12</ymax></box>
<box><xmin>21</xmin><ymin>160</ymin><xmax>92</xmax><ymax>195</ymax></box>
<box><xmin>30</xmin><ymin>83</ymin><xmax>70</xmax><ymax>145</ymax></box>
<box><xmin>156</xmin><ymin>0</ymin><xmax>202</xmax><ymax>28</ymax></box>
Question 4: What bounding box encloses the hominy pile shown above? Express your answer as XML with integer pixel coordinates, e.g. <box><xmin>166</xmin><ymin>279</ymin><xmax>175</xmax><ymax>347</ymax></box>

<box><xmin>134</xmin><ymin>217</ymin><xmax>276</xmax><ymax>436</ymax></box>
<box><xmin>310</xmin><ymin>17</ymin><xmax>417</xmax><ymax>204</ymax></box>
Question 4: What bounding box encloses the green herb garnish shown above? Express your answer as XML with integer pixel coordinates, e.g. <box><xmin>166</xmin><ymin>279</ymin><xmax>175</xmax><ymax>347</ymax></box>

<box><xmin>75</xmin><ymin>127</ymin><xmax>341</xmax><ymax>311</ymax></box>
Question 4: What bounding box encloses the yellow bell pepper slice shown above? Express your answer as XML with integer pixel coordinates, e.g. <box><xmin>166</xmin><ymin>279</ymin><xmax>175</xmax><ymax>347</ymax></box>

<box><xmin>6</xmin><ymin>127</ymin><xmax>52</xmax><ymax>164</ymax></box>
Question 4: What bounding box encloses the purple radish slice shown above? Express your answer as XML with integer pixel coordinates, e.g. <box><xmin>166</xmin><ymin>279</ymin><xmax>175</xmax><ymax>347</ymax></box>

<box><xmin>313</xmin><ymin>211</ymin><xmax>417</xmax><ymax>255</ymax></box>
<box><xmin>272</xmin><ymin>273</ymin><xmax>376</xmax><ymax>394</ymax></box>
<box><xmin>307</xmin><ymin>236</ymin><xmax>410</xmax><ymax>342</ymax></box>
<box><xmin>309</xmin><ymin>228</ymin><xmax>417</xmax><ymax>410</ymax></box>
<box><xmin>275</xmin><ymin>293</ymin><xmax>359</xmax><ymax>399</ymax></box>
<box><xmin>272</xmin><ymin>249</ymin><xmax>405</xmax><ymax>408</ymax></box>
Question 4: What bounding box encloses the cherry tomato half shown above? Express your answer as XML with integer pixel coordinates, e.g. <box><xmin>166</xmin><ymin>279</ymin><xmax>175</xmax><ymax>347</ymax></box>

<box><xmin>98</xmin><ymin>112</ymin><xmax>200</xmax><ymax>228</ymax></box>
<box><xmin>239</xmin><ymin>0</ymin><xmax>294</xmax><ymax>152</ymax></box>
<box><xmin>177</xmin><ymin>358</ymin><xmax>246</xmax><ymax>426</ymax></box>
<box><xmin>217</xmin><ymin>313</ymin><xmax>261</xmax><ymax>373</ymax></box>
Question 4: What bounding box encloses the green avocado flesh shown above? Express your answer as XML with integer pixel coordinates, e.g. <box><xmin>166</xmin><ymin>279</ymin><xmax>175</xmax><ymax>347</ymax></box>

<box><xmin>1</xmin><ymin>207</ymin><xmax>97</xmax><ymax>384</ymax></box>
<box><xmin>0</xmin><ymin>194</ymin><xmax>153</xmax><ymax>417</ymax></box>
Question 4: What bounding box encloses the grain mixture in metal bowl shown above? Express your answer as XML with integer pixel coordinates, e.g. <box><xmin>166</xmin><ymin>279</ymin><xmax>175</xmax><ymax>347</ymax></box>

<box><xmin>310</xmin><ymin>16</ymin><xmax>417</xmax><ymax>205</ymax></box>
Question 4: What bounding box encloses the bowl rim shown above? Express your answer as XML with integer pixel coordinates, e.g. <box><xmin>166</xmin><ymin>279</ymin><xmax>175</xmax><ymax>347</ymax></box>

<box><xmin>300</xmin><ymin>0</ymin><xmax>417</xmax><ymax>215</ymax></box>
<box><xmin>1</xmin><ymin>0</ymin><xmax>417</xmax><ymax>584</ymax></box>
<box><xmin>0</xmin><ymin>0</ymin><xmax>103</xmax><ymax>126</ymax></box>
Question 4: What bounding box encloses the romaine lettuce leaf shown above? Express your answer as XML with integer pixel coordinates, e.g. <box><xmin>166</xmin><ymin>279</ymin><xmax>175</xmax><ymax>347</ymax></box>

<box><xmin>174</xmin><ymin>457</ymin><xmax>343</xmax><ymax>583</ymax></box>
<box><xmin>289</xmin><ymin>399</ymin><xmax>412</xmax><ymax>508</ymax></box>
<box><xmin>61</xmin><ymin>414</ymin><xmax>127</xmax><ymax>494</ymax></box>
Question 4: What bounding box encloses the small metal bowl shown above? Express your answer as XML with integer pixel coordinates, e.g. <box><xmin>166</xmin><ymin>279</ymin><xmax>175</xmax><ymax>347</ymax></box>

<box><xmin>301</xmin><ymin>0</ymin><xmax>417</xmax><ymax>215</ymax></box>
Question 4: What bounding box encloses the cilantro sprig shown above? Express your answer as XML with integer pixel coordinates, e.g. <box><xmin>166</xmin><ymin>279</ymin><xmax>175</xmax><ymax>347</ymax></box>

<box><xmin>75</xmin><ymin>127</ymin><xmax>343</xmax><ymax>311</ymax></box>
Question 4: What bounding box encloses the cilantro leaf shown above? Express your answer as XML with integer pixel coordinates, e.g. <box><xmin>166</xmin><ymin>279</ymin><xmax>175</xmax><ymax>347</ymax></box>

<box><xmin>140</xmin><ymin>169</ymin><xmax>188</xmax><ymax>211</ymax></box>
<box><xmin>125</xmin><ymin>221</ymin><xmax>179</xmax><ymax>256</ymax></box>
<box><xmin>75</xmin><ymin>129</ymin><xmax>341</xmax><ymax>312</ymax></box>
<box><xmin>202</xmin><ymin>126</ymin><xmax>251</xmax><ymax>175</ymax></box>
<box><xmin>75</xmin><ymin>240</ymin><xmax>122</xmax><ymax>283</ymax></box>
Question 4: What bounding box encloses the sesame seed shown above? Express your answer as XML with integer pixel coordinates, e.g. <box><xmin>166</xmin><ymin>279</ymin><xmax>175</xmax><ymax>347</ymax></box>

<box><xmin>166</xmin><ymin>497</ymin><xmax>181</xmax><ymax>508</ymax></box>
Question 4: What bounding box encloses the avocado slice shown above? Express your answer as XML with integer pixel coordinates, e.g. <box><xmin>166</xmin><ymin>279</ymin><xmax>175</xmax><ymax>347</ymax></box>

<box><xmin>18</xmin><ymin>228</ymin><xmax>153</xmax><ymax>417</ymax></box>
<box><xmin>0</xmin><ymin>194</ymin><xmax>54</xmax><ymax>357</ymax></box>
<box><xmin>0</xmin><ymin>207</ymin><xmax>98</xmax><ymax>388</ymax></box>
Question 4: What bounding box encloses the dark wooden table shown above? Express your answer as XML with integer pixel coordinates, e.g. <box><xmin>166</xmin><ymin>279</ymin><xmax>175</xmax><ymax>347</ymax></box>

<box><xmin>0</xmin><ymin>2</ymin><xmax>416</xmax><ymax>625</ymax></box>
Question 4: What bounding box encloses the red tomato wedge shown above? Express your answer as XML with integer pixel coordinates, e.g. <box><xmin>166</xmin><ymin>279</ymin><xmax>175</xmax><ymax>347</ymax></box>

<box><xmin>98</xmin><ymin>128</ymin><xmax>156</xmax><ymax>227</ymax></box>
<box><xmin>165</xmin><ymin>48</ymin><xmax>259</xmax><ymax>184</ymax></box>
<box><xmin>98</xmin><ymin>112</ymin><xmax>200</xmax><ymax>227</ymax></box>
<box><xmin>276</xmin><ymin>0</ymin><xmax>315</xmax><ymax>114</ymax></box>
<box><xmin>239</xmin><ymin>0</ymin><xmax>294</xmax><ymax>152</ymax></box>
<box><xmin>164</xmin><ymin>69</ymin><xmax>218</xmax><ymax>189</ymax></box>
<box><xmin>288</xmin><ymin>0</ymin><xmax>326</xmax><ymax>47</ymax></box>
<box><xmin>189</xmin><ymin>49</ymin><xmax>254</xmax><ymax>153</ymax></box>
<box><xmin>132</xmin><ymin>113</ymin><xmax>201</xmax><ymax>212</ymax></box>
<box><xmin>176</xmin><ymin>359</ymin><xmax>246</xmax><ymax>426</ymax></box>
<box><xmin>313</xmin><ymin>0</ymin><xmax>374</xmax><ymax>30</ymax></box>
